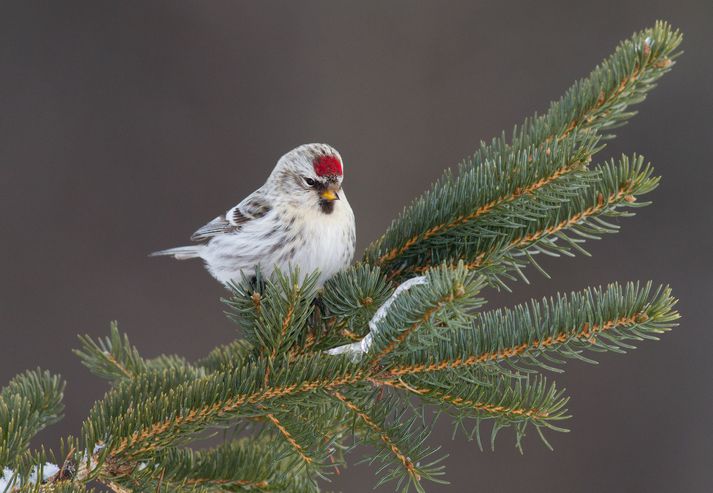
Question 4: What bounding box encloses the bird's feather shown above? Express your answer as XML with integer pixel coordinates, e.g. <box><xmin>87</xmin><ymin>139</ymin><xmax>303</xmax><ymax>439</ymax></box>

<box><xmin>190</xmin><ymin>193</ymin><xmax>272</xmax><ymax>241</ymax></box>
<box><xmin>149</xmin><ymin>245</ymin><xmax>202</xmax><ymax>259</ymax></box>
<box><xmin>190</xmin><ymin>215</ymin><xmax>233</xmax><ymax>241</ymax></box>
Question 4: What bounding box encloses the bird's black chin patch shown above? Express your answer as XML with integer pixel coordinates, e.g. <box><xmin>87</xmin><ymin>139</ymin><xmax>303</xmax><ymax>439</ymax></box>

<box><xmin>319</xmin><ymin>200</ymin><xmax>335</xmax><ymax>214</ymax></box>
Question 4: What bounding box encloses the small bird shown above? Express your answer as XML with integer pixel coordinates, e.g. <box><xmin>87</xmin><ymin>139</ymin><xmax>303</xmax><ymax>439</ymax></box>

<box><xmin>151</xmin><ymin>143</ymin><xmax>356</xmax><ymax>287</ymax></box>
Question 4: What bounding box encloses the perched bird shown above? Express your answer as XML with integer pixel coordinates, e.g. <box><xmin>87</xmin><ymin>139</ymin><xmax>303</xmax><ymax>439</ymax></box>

<box><xmin>151</xmin><ymin>143</ymin><xmax>356</xmax><ymax>287</ymax></box>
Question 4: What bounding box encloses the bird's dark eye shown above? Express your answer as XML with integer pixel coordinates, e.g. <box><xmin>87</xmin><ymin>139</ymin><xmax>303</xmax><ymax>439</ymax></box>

<box><xmin>305</xmin><ymin>178</ymin><xmax>316</xmax><ymax>186</ymax></box>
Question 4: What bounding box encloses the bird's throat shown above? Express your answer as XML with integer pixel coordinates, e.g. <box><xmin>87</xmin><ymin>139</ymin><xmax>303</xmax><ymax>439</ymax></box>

<box><xmin>319</xmin><ymin>199</ymin><xmax>335</xmax><ymax>214</ymax></box>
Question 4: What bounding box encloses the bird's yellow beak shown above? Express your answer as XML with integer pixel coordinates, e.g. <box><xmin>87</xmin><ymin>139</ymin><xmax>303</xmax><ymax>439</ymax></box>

<box><xmin>320</xmin><ymin>190</ymin><xmax>339</xmax><ymax>201</ymax></box>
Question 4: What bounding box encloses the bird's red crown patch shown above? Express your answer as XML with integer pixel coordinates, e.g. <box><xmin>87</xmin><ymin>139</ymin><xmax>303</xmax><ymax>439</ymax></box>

<box><xmin>313</xmin><ymin>155</ymin><xmax>343</xmax><ymax>177</ymax></box>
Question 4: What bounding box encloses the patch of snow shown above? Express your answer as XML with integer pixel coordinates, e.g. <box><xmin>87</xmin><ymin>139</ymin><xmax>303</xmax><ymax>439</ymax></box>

<box><xmin>0</xmin><ymin>467</ymin><xmax>16</xmax><ymax>492</ymax></box>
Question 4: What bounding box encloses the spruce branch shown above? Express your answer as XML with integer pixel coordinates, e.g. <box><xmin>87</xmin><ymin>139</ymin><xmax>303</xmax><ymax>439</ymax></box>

<box><xmin>366</xmin><ymin>21</ymin><xmax>681</xmax><ymax>281</ymax></box>
<box><xmin>393</xmin><ymin>370</ymin><xmax>570</xmax><ymax>453</ymax></box>
<box><xmin>75</xmin><ymin>323</ymin><xmax>200</xmax><ymax>384</ymax></box>
<box><xmin>257</xmin><ymin>397</ymin><xmax>352</xmax><ymax>482</ymax></box>
<box><xmin>382</xmin><ymin>151</ymin><xmax>658</xmax><ymax>284</ymax></box>
<box><xmin>370</xmin><ymin>131</ymin><xmax>601</xmax><ymax>278</ymax></box>
<box><xmin>367</xmin><ymin>264</ymin><xmax>487</xmax><ymax>364</ymax></box>
<box><xmin>75</xmin><ymin>323</ymin><xmax>142</xmax><ymax>381</ymax></box>
<box><xmin>0</xmin><ymin>370</ymin><xmax>65</xmax><ymax>468</ymax></box>
<box><xmin>2</xmin><ymin>277</ymin><xmax>680</xmax><ymax>492</ymax></box>
<box><xmin>321</xmin><ymin>264</ymin><xmax>394</xmax><ymax>340</ymax></box>
<box><xmin>331</xmin><ymin>391</ymin><xmax>446</xmax><ymax>493</ymax></box>
<box><xmin>265</xmin><ymin>413</ymin><xmax>315</xmax><ymax>466</ymax></box>
<box><xmin>77</xmin><ymin>280</ymin><xmax>675</xmax><ymax>490</ymax></box>
<box><xmin>383</xmin><ymin>370</ymin><xmax>569</xmax><ymax>438</ymax></box>
<box><xmin>464</xmin><ymin>154</ymin><xmax>659</xmax><ymax>283</ymax></box>
<box><xmin>194</xmin><ymin>340</ymin><xmax>254</xmax><ymax>372</ymax></box>
<box><xmin>386</xmin><ymin>282</ymin><xmax>678</xmax><ymax>377</ymax></box>
<box><xmin>136</xmin><ymin>439</ymin><xmax>316</xmax><ymax>492</ymax></box>
<box><xmin>81</xmin><ymin>354</ymin><xmax>365</xmax><ymax>463</ymax></box>
<box><xmin>224</xmin><ymin>269</ymin><xmax>320</xmax><ymax>359</ymax></box>
<box><xmin>0</xmin><ymin>21</ymin><xmax>685</xmax><ymax>493</ymax></box>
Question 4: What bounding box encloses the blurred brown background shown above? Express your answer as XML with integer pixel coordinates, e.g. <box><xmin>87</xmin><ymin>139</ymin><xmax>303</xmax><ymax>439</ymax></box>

<box><xmin>1</xmin><ymin>1</ymin><xmax>712</xmax><ymax>491</ymax></box>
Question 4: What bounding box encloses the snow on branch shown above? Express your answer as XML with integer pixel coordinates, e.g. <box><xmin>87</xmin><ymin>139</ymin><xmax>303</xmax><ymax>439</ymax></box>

<box><xmin>326</xmin><ymin>276</ymin><xmax>428</xmax><ymax>361</ymax></box>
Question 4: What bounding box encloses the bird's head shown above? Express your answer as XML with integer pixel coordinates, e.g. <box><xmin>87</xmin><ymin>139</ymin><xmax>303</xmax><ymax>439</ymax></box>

<box><xmin>269</xmin><ymin>143</ymin><xmax>345</xmax><ymax>214</ymax></box>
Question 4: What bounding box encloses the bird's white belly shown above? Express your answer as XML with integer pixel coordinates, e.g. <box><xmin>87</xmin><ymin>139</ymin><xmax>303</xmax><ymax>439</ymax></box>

<box><xmin>202</xmin><ymin>195</ymin><xmax>355</xmax><ymax>287</ymax></box>
<box><xmin>292</xmin><ymin>217</ymin><xmax>352</xmax><ymax>284</ymax></box>
<box><xmin>288</xmin><ymin>195</ymin><xmax>355</xmax><ymax>285</ymax></box>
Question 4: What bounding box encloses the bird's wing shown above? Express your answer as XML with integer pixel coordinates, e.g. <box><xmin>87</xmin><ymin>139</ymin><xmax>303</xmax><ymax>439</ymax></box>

<box><xmin>190</xmin><ymin>192</ymin><xmax>272</xmax><ymax>242</ymax></box>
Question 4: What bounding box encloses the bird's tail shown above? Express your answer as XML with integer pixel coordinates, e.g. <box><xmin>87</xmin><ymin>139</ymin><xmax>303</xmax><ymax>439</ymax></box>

<box><xmin>149</xmin><ymin>245</ymin><xmax>202</xmax><ymax>260</ymax></box>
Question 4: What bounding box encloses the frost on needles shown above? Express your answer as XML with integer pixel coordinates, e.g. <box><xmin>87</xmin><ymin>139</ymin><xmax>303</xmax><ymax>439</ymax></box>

<box><xmin>1</xmin><ymin>21</ymin><xmax>682</xmax><ymax>493</ymax></box>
